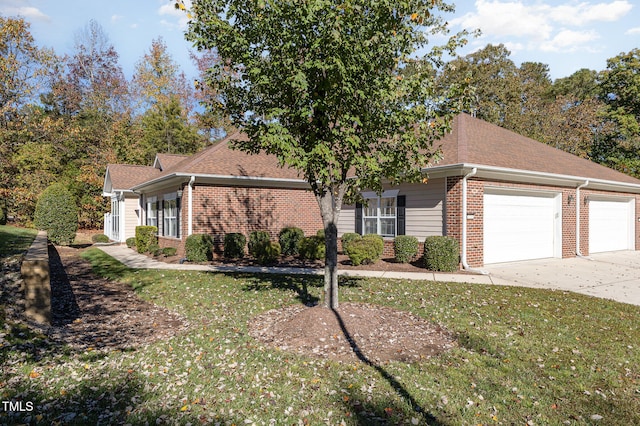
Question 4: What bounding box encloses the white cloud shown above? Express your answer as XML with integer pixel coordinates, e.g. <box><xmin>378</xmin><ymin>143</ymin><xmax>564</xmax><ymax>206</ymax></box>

<box><xmin>452</xmin><ymin>1</ymin><xmax>632</xmax><ymax>54</ymax></box>
<box><xmin>626</xmin><ymin>27</ymin><xmax>640</xmax><ymax>35</ymax></box>
<box><xmin>539</xmin><ymin>29</ymin><xmax>600</xmax><ymax>52</ymax></box>
<box><xmin>111</xmin><ymin>15</ymin><xmax>124</xmax><ymax>24</ymax></box>
<box><xmin>552</xmin><ymin>1</ymin><xmax>632</xmax><ymax>26</ymax></box>
<box><xmin>0</xmin><ymin>0</ymin><xmax>49</xmax><ymax>21</ymax></box>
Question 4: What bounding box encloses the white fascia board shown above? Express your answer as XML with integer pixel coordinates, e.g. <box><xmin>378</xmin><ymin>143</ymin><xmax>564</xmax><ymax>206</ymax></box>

<box><xmin>131</xmin><ymin>172</ymin><xmax>310</xmax><ymax>192</ymax></box>
<box><xmin>422</xmin><ymin>163</ymin><xmax>640</xmax><ymax>194</ymax></box>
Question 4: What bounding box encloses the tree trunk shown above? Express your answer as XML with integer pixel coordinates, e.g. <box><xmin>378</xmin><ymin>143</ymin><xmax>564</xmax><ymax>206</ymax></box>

<box><xmin>317</xmin><ymin>190</ymin><xmax>341</xmax><ymax>309</ymax></box>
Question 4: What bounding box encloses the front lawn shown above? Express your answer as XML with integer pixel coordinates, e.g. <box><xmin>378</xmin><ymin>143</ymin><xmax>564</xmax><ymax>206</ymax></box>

<box><xmin>2</xmin><ymin>247</ymin><xmax>638</xmax><ymax>425</ymax></box>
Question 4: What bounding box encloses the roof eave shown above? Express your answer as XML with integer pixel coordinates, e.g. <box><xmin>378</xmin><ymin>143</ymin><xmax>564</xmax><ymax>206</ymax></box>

<box><xmin>131</xmin><ymin>172</ymin><xmax>311</xmax><ymax>192</ymax></box>
<box><xmin>423</xmin><ymin>163</ymin><xmax>640</xmax><ymax>194</ymax></box>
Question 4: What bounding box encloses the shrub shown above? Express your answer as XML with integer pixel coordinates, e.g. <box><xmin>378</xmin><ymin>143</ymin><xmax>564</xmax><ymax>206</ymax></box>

<box><xmin>33</xmin><ymin>183</ymin><xmax>78</xmax><ymax>246</ymax></box>
<box><xmin>0</xmin><ymin>206</ymin><xmax>6</xmax><ymax>225</ymax></box>
<box><xmin>423</xmin><ymin>236</ymin><xmax>459</xmax><ymax>272</ymax></box>
<box><xmin>363</xmin><ymin>234</ymin><xmax>384</xmax><ymax>259</ymax></box>
<box><xmin>185</xmin><ymin>233</ymin><xmax>214</xmax><ymax>262</ymax></box>
<box><xmin>149</xmin><ymin>243</ymin><xmax>162</xmax><ymax>257</ymax></box>
<box><xmin>224</xmin><ymin>233</ymin><xmax>246</xmax><ymax>259</ymax></box>
<box><xmin>298</xmin><ymin>236</ymin><xmax>325</xmax><ymax>260</ymax></box>
<box><xmin>254</xmin><ymin>240</ymin><xmax>281</xmax><ymax>265</ymax></box>
<box><xmin>316</xmin><ymin>228</ymin><xmax>325</xmax><ymax>239</ymax></box>
<box><xmin>126</xmin><ymin>237</ymin><xmax>136</xmax><ymax>248</ymax></box>
<box><xmin>278</xmin><ymin>227</ymin><xmax>304</xmax><ymax>256</ymax></box>
<box><xmin>135</xmin><ymin>226</ymin><xmax>158</xmax><ymax>254</ymax></box>
<box><xmin>92</xmin><ymin>234</ymin><xmax>110</xmax><ymax>243</ymax></box>
<box><xmin>248</xmin><ymin>230</ymin><xmax>271</xmax><ymax>258</ymax></box>
<box><xmin>341</xmin><ymin>233</ymin><xmax>361</xmax><ymax>252</ymax></box>
<box><xmin>345</xmin><ymin>234</ymin><xmax>383</xmax><ymax>266</ymax></box>
<box><xmin>162</xmin><ymin>247</ymin><xmax>177</xmax><ymax>257</ymax></box>
<box><xmin>394</xmin><ymin>235</ymin><xmax>419</xmax><ymax>263</ymax></box>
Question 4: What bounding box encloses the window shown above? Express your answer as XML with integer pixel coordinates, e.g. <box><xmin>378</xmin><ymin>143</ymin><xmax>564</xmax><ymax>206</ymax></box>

<box><xmin>146</xmin><ymin>197</ymin><xmax>157</xmax><ymax>228</ymax></box>
<box><xmin>362</xmin><ymin>195</ymin><xmax>397</xmax><ymax>237</ymax></box>
<box><xmin>163</xmin><ymin>198</ymin><xmax>178</xmax><ymax>237</ymax></box>
<box><xmin>111</xmin><ymin>198</ymin><xmax>120</xmax><ymax>239</ymax></box>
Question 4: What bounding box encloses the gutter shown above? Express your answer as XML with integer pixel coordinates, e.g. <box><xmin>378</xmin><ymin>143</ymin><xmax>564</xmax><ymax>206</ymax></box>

<box><xmin>188</xmin><ymin>176</ymin><xmax>195</xmax><ymax>236</ymax></box>
<box><xmin>422</xmin><ymin>163</ymin><xmax>640</xmax><ymax>194</ymax></box>
<box><xmin>461</xmin><ymin>168</ymin><xmax>488</xmax><ymax>274</ymax></box>
<box><xmin>131</xmin><ymin>172</ymin><xmax>310</xmax><ymax>192</ymax></box>
<box><xmin>576</xmin><ymin>180</ymin><xmax>591</xmax><ymax>258</ymax></box>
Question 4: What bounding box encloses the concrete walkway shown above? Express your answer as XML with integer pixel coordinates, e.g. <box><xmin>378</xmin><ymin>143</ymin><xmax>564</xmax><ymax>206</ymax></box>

<box><xmin>96</xmin><ymin>244</ymin><xmax>495</xmax><ymax>284</ymax></box>
<box><xmin>95</xmin><ymin>245</ymin><xmax>640</xmax><ymax>306</ymax></box>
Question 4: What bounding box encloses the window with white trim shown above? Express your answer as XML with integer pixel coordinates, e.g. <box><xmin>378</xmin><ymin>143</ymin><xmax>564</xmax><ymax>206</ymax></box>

<box><xmin>362</xmin><ymin>191</ymin><xmax>398</xmax><ymax>237</ymax></box>
<box><xmin>146</xmin><ymin>197</ymin><xmax>157</xmax><ymax>228</ymax></box>
<box><xmin>163</xmin><ymin>197</ymin><xmax>178</xmax><ymax>237</ymax></box>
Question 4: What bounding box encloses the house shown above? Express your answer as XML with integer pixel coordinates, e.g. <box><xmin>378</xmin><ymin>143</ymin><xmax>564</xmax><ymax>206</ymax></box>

<box><xmin>103</xmin><ymin>114</ymin><xmax>640</xmax><ymax>267</ymax></box>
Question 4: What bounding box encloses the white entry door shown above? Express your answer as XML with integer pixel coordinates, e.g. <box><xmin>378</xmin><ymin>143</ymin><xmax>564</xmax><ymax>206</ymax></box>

<box><xmin>484</xmin><ymin>191</ymin><xmax>561</xmax><ymax>264</ymax></box>
<box><xmin>589</xmin><ymin>199</ymin><xmax>634</xmax><ymax>253</ymax></box>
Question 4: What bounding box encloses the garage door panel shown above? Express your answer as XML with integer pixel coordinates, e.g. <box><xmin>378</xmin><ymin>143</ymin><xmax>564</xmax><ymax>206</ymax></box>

<box><xmin>589</xmin><ymin>200</ymin><xmax>633</xmax><ymax>253</ymax></box>
<box><xmin>484</xmin><ymin>192</ymin><xmax>558</xmax><ymax>264</ymax></box>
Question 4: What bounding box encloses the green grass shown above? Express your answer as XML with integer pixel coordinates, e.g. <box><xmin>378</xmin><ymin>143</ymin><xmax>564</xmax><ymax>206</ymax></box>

<box><xmin>2</xmin><ymin>247</ymin><xmax>639</xmax><ymax>425</ymax></box>
<box><xmin>0</xmin><ymin>225</ymin><xmax>37</xmax><ymax>258</ymax></box>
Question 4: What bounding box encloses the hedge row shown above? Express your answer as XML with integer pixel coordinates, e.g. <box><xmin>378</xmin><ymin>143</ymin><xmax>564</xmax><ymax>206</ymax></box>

<box><xmin>136</xmin><ymin>225</ymin><xmax>460</xmax><ymax>271</ymax></box>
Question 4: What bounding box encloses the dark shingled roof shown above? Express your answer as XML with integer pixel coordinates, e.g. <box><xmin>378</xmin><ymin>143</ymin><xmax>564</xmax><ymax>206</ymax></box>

<box><xmin>106</xmin><ymin>164</ymin><xmax>159</xmax><ymax>191</ymax></box>
<box><xmin>436</xmin><ymin>114</ymin><xmax>640</xmax><ymax>185</ymax></box>
<box><xmin>110</xmin><ymin>114</ymin><xmax>640</xmax><ymax>190</ymax></box>
<box><xmin>156</xmin><ymin>132</ymin><xmax>305</xmax><ymax>180</ymax></box>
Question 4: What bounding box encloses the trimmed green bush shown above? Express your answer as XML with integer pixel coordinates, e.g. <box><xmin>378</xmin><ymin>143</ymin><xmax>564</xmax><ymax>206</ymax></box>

<box><xmin>341</xmin><ymin>232</ymin><xmax>362</xmax><ymax>251</ymax></box>
<box><xmin>126</xmin><ymin>237</ymin><xmax>136</xmax><ymax>248</ymax></box>
<box><xmin>149</xmin><ymin>243</ymin><xmax>162</xmax><ymax>256</ymax></box>
<box><xmin>423</xmin><ymin>236</ymin><xmax>459</xmax><ymax>272</ymax></box>
<box><xmin>248</xmin><ymin>230</ymin><xmax>271</xmax><ymax>258</ymax></box>
<box><xmin>278</xmin><ymin>227</ymin><xmax>304</xmax><ymax>256</ymax></box>
<box><xmin>363</xmin><ymin>234</ymin><xmax>384</xmax><ymax>259</ymax></box>
<box><xmin>298</xmin><ymin>236</ymin><xmax>325</xmax><ymax>260</ymax></box>
<box><xmin>394</xmin><ymin>235</ymin><xmax>419</xmax><ymax>263</ymax></box>
<box><xmin>185</xmin><ymin>233</ymin><xmax>214</xmax><ymax>262</ymax></box>
<box><xmin>224</xmin><ymin>233</ymin><xmax>246</xmax><ymax>259</ymax></box>
<box><xmin>33</xmin><ymin>183</ymin><xmax>78</xmax><ymax>246</ymax></box>
<box><xmin>316</xmin><ymin>228</ymin><xmax>325</xmax><ymax>239</ymax></box>
<box><xmin>162</xmin><ymin>247</ymin><xmax>177</xmax><ymax>257</ymax></box>
<box><xmin>255</xmin><ymin>240</ymin><xmax>281</xmax><ymax>265</ymax></box>
<box><xmin>92</xmin><ymin>234</ymin><xmax>110</xmax><ymax>243</ymax></box>
<box><xmin>345</xmin><ymin>234</ymin><xmax>384</xmax><ymax>266</ymax></box>
<box><xmin>135</xmin><ymin>226</ymin><xmax>158</xmax><ymax>254</ymax></box>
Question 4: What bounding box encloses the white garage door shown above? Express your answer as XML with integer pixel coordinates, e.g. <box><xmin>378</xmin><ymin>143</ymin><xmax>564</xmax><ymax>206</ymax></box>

<box><xmin>589</xmin><ymin>199</ymin><xmax>634</xmax><ymax>253</ymax></box>
<box><xmin>484</xmin><ymin>191</ymin><xmax>560</xmax><ymax>264</ymax></box>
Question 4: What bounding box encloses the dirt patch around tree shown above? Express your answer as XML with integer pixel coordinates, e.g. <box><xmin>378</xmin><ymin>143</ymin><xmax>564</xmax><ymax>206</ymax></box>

<box><xmin>249</xmin><ymin>303</ymin><xmax>457</xmax><ymax>363</ymax></box>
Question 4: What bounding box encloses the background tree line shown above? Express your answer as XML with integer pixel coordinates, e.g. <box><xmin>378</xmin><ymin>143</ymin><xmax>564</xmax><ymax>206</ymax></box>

<box><xmin>1</xmin><ymin>14</ymin><xmax>639</xmax><ymax>229</ymax></box>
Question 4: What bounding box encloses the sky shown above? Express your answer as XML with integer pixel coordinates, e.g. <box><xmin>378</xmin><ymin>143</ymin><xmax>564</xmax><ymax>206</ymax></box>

<box><xmin>0</xmin><ymin>0</ymin><xmax>638</xmax><ymax>82</ymax></box>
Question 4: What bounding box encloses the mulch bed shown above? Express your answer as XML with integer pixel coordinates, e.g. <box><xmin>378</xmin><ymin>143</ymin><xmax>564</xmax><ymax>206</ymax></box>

<box><xmin>46</xmin><ymin>245</ymin><xmax>189</xmax><ymax>352</ymax></box>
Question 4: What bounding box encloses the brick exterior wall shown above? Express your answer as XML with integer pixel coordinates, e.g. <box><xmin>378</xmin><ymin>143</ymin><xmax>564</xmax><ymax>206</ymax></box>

<box><xmin>157</xmin><ymin>184</ymin><xmax>323</xmax><ymax>257</ymax></box>
<box><xmin>446</xmin><ymin>176</ymin><xmax>640</xmax><ymax>268</ymax></box>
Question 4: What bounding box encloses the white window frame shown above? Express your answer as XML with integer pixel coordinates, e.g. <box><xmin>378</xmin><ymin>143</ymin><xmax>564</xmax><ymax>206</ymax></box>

<box><xmin>361</xmin><ymin>190</ymin><xmax>399</xmax><ymax>237</ymax></box>
<box><xmin>163</xmin><ymin>194</ymin><xmax>178</xmax><ymax>238</ymax></box>
<box><xmin>146</xmin><ymin>196</ymin><xmax>157</xmax><ymax>228</ymax></box>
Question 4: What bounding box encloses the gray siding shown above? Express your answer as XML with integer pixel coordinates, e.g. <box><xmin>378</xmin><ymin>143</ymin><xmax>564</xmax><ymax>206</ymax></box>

<box><xmin>337</xmin><ymin>178</ymin><xmax>445</xmax><ymax>241</ymax></box>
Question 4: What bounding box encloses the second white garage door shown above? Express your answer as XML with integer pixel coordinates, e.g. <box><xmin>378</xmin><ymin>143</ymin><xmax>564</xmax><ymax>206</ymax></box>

<box><xmin>484</xmin><ymin>191</ymin><xmax>561</xmax><ymax>264</ymax></box>
<box><xmin>589</xmin><ymin>198</ymin><xmax>634</xmax><ymax>253</ymax></box>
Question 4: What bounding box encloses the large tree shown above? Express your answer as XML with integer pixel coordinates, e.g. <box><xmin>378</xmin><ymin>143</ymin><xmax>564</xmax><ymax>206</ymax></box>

<box><xmin>594</xmin><ymin>49</ymin><xmax>640</xmax><ymax>177</ymax></box>
<box><xmin>183</xmin><ymin>0</ymin><xmax>472</xmax><ymax>308</ymax></box>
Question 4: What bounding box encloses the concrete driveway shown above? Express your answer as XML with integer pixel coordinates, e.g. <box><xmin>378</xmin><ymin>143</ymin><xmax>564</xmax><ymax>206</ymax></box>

<box><xmin>484</xmin><ymin>251</ymin><xmax>640</xmax><ymax>306</ymax></box>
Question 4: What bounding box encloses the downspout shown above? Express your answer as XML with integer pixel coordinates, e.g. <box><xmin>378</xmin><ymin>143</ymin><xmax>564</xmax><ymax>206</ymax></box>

<box><xmin>461</xmin><ymin>168</ymin><xmax>488</xmax><ymax>274</ymax></box>
<box><xmin>188</xmin><ymin>176</ymin><xmax>195</xmax><ymax>236</ymax></box>
<box><xmin>576</xmin><ymin>180</ymin><xmax>590</xmax><ymax>258</ymax></box>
